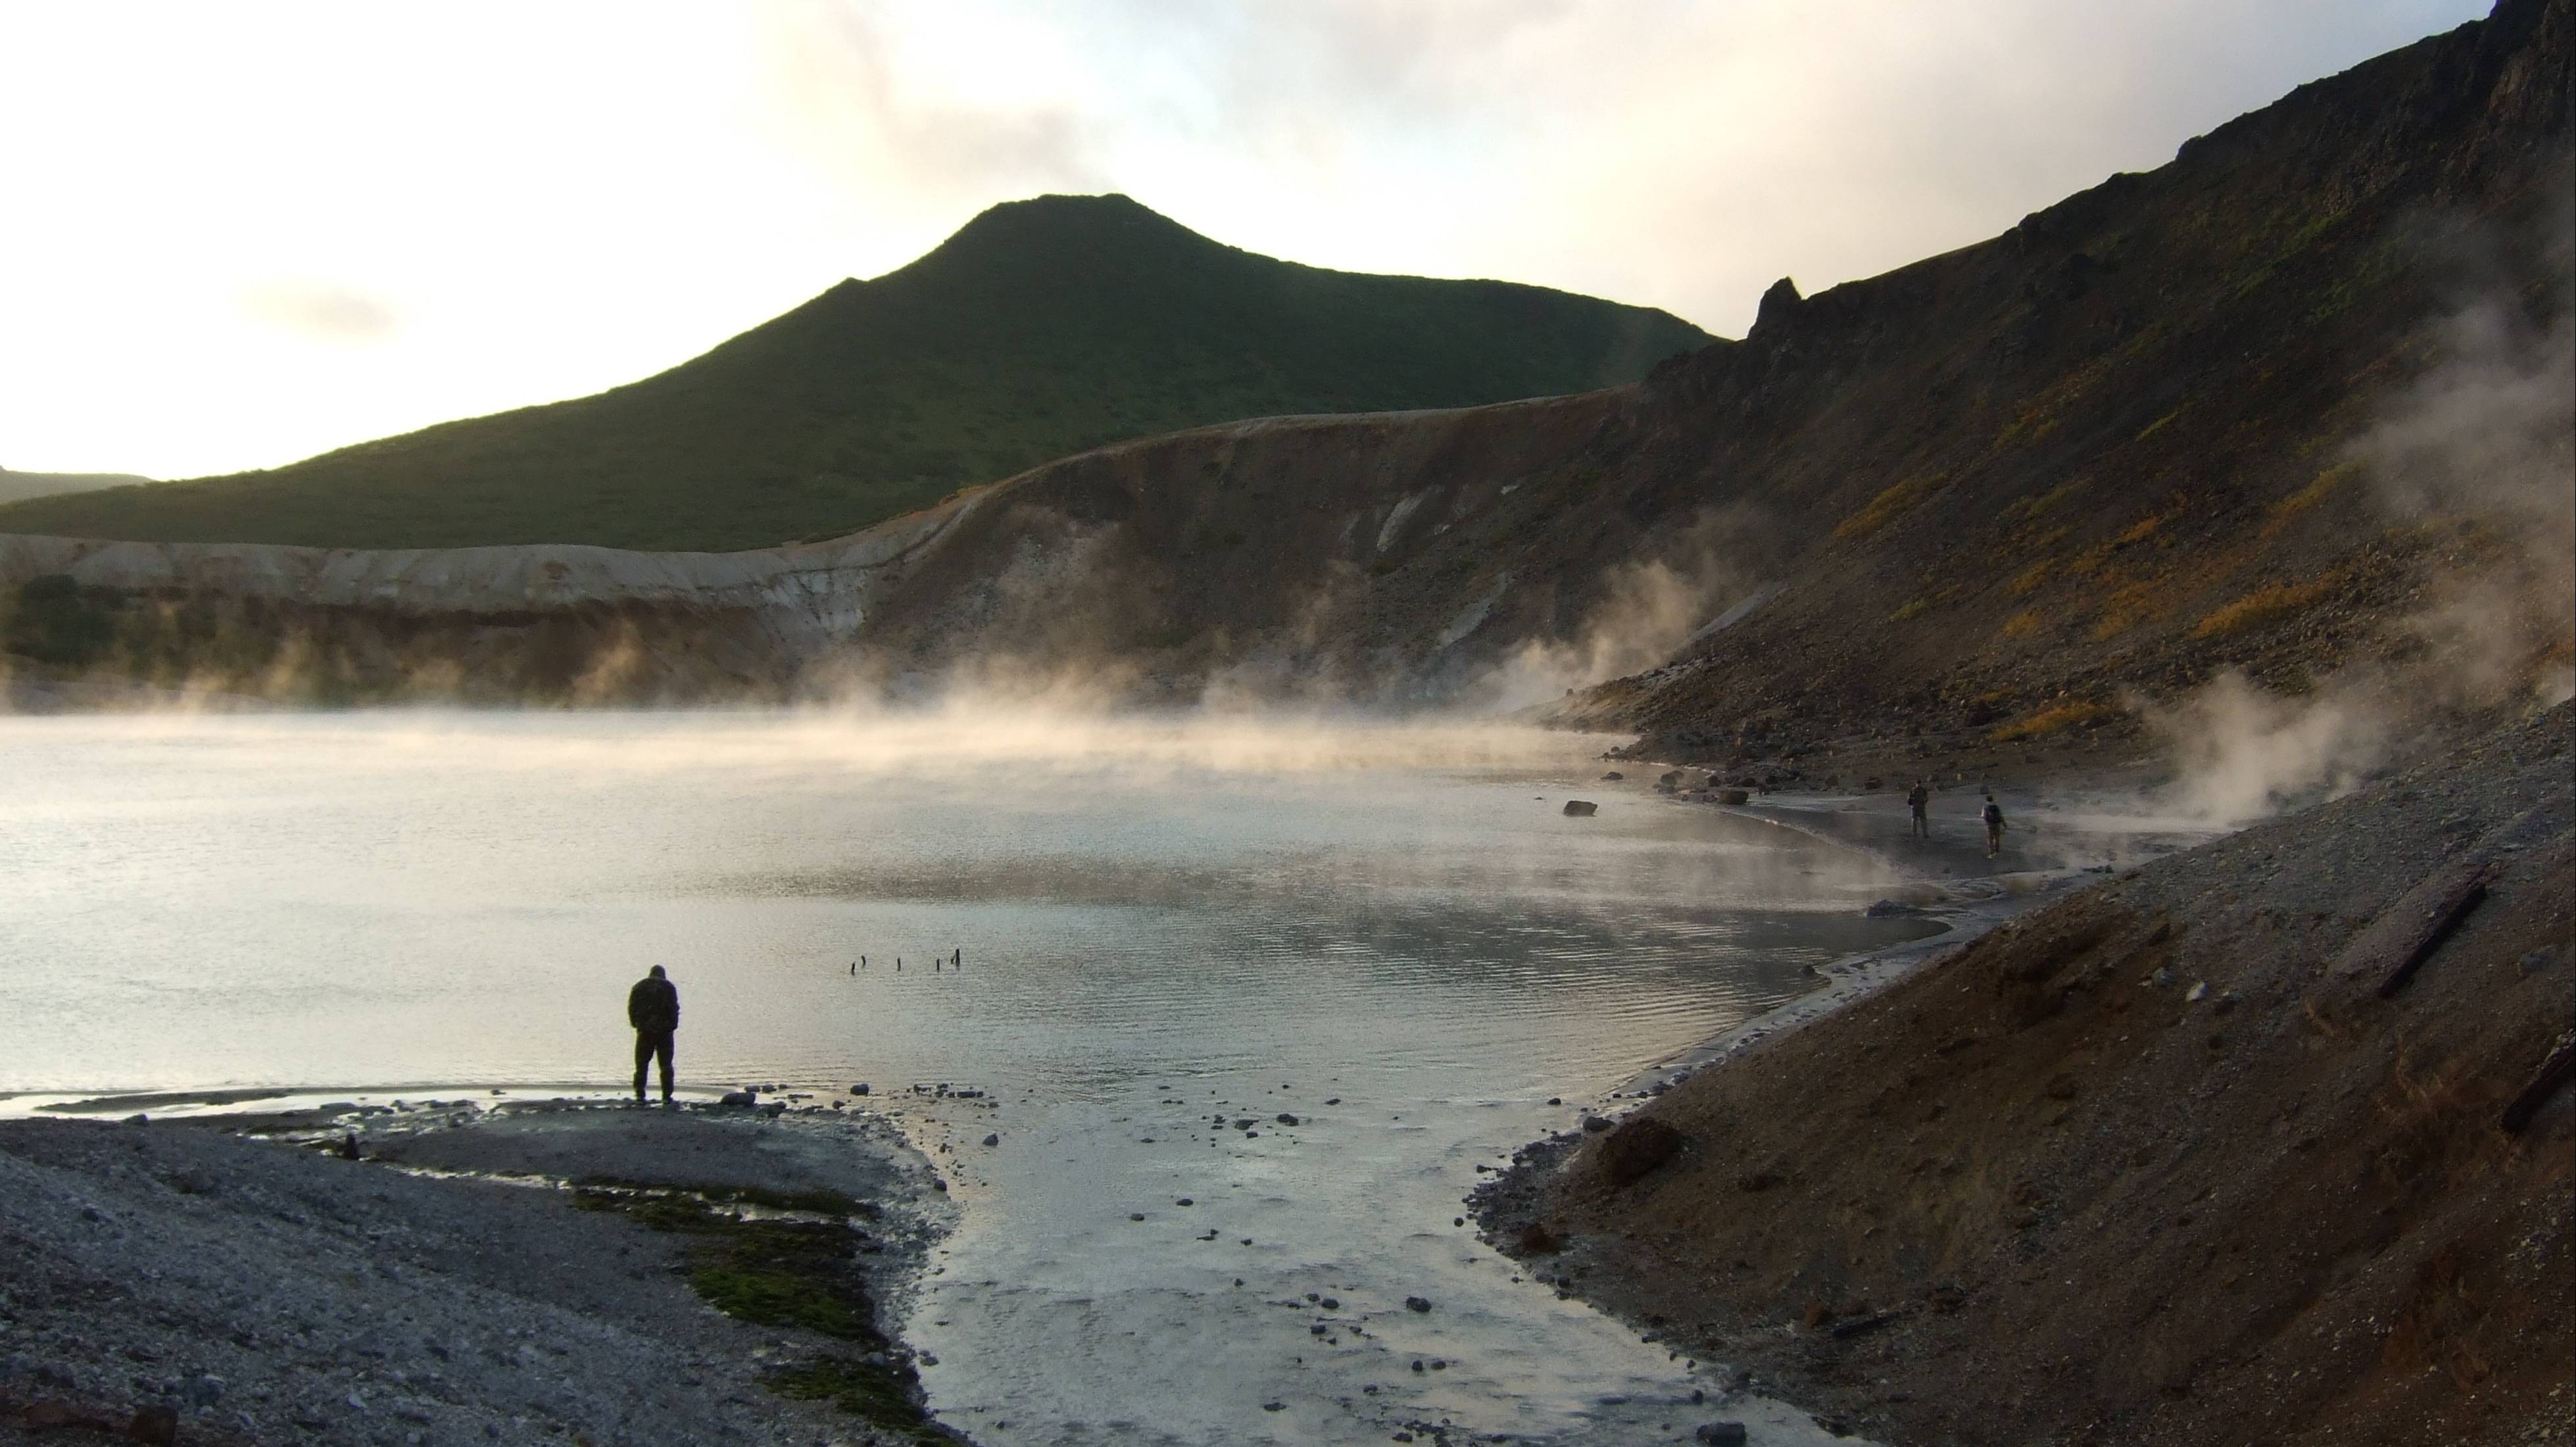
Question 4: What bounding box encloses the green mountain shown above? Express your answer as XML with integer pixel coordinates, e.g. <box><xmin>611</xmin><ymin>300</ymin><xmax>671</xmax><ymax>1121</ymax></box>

<box><xmin>0</xmin><ymin>195</ymin><xmax>1711</xmax><ymax>552</ymax></box>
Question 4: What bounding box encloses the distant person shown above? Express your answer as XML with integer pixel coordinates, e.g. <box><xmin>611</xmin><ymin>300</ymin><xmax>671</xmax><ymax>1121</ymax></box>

<box><xmin>1982</xmin><ymin>798</ymin><xmax>2007</xmax><ymax>858</ymax></box>
<box><xmin>1907</xmin><ymin>781</ymin><xmax>1931</xmax><ymax>839</ymax></box>
<box><xmin>627</xmin><ymin>966</ymin><xmax>680</xmax><ymax>1104</ymax></box>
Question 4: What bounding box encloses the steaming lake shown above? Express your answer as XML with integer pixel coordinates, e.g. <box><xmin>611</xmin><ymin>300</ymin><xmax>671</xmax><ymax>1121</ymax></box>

<box><xmin>0</xmin><ymin>709</ymin><xmax>1939</xmax><ymax>1445</ymax></box>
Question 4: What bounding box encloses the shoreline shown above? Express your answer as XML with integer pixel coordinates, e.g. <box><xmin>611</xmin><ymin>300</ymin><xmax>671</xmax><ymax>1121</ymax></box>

<box><xmin>1473</xmin><ymin>705</ymin><xmax>2575</xmax><ymax>1446</ymax></box>
<box><xmin>1602</xmin><ymin>773</ymin><xmax>2218</xmax><ymax>1100</ymax></box>
<box><xmin>0</xmin><ymin>1095</ymin><xmax>967</xmax><ymax>1446</ymax></box>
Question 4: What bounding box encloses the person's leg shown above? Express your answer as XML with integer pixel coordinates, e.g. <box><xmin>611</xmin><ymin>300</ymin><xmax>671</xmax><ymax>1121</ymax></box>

<box><xmin>656</xmin><ymin>1034</ymin><xmax>675</xmax><ymax>1102</ymax></box>
<box><xmin>633</xmin><ymin>1032</ymin><xmax>651</xmax><ymax>1101</ymax></box>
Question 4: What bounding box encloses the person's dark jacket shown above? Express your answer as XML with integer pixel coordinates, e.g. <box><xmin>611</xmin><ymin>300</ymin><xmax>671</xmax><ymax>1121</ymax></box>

<box><xmin>627</xmin><ymin>976</ymin><xmax>680</xmax><ymax>1034</ymax></box>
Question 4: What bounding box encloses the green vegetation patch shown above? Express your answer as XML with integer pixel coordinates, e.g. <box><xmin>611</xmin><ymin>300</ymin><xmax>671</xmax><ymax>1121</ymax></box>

<box><xmin>0</xmin><ymin>195</ymin><xmax>1712</xmax><ymax>553</ymax></box>
<box><xmin>2</xmin><ymin>574</ymin><xmax>128</xmax><ymax>666</ymax></box>
<box><xmin>571</xmin><ymin>1183</ymin><xmax>956</xmax><ymax>1442</ymax></box>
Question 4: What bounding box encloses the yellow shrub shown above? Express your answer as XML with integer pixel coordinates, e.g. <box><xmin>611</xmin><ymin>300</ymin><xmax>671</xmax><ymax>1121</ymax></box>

<box><xmin>2262</xmin><ymin>462</ymin><xmax>2360</xmax><ymax>537</ymax></box>
<box><xmin>1991</xmin><ymin>700</ymin><xmax>2118</xmax><ymax>743</ymax></box>
<box><xmin>1836</xmin><ymin>474</ymin><xmax>1944</xmax><ymax>539</ymax></box>
<box><xmin>1888</xmin><ymin>598</ymin><xmax>1929</xmax><ymax>624</ymax></box>
<box><xmin>2001</xmin><ymin>610</ymin><xmax>2045</xmax><ymax>639</ymax></box>
<box><xmin>2004</xmin><ymin>478</ymin><xmax>2088</xmax><ymax>524</ymax></box>
<box><xmin>2193</xmin><ymin>576</ymin><xmax>2341</xmax><ymax>639</ymax></box>
<box><xmin>2009</xmin><ymin>560</ymin><xmax>2056</xmax><ymax>596</ymax></box>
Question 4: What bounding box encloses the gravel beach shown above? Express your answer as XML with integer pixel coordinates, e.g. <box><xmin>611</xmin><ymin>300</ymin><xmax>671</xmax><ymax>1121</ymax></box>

<box><xmin>0</xmin><ymin>1102</ymin><xmax>956</xmax><ymax>1446</ymax></box>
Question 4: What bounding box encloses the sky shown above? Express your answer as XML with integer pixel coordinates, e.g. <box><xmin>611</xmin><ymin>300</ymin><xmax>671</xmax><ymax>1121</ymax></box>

<box><xmin>0</xmin><ymin>0</ymin><xmax>2494</xmax><ymax>481</ymax></box>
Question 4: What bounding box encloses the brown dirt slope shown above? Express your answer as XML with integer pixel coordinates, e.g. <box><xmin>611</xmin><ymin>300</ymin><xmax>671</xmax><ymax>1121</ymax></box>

<box><xmin>1480</xmin><ymin>702</ymin><xmax>2575</xmax><ymax>1446</ymax></box>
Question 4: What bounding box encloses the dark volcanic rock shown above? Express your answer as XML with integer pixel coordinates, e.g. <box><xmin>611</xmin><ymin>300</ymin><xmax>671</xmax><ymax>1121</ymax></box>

<box><xmin>1597</xmin><ymin>1116</ymin><xmax>1686</xmax><ymax>1187</ymax></box>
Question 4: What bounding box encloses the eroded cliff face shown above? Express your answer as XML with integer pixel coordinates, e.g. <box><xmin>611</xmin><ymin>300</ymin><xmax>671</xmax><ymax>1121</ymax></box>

<box><xmin>3</xmin><ymin>1</ymin><xmax>2565</xmax><ymax>720</ymax></box>
<box><xmin>0</xmin><ymin>506</ymin><xmax>971</xmax><ymax>704</ymax></box>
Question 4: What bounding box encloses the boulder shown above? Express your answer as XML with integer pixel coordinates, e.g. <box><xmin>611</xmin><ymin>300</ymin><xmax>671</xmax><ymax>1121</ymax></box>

<box><xmin>1599</xmin><ymin>770</ymin><xmax>1624</xmax><ymax>781</ymax></box>
<box><xmin>1518</xmin><ymin>1221</ymin><xmax>1564</xmax><ymax>1254</ymax></box>
<box><xmin>1562</xmin><ymin>800</ymin><xmax>1598</xmax><ymax>816</ymax></box>
<box><xmin>1715</xmin><ymin>788</ymin><xmax>1751</xmax><ymax>806</ymax></box>
<box><xmin>1696</xmin><ymin>1423</ymin><xmax>1749</xmax><ymax>1445</ymax></box>
<box><xmin>1598</xmin><ymin>1116</ymin><xmax>1686</xmax><ymax>1186</ymax></box>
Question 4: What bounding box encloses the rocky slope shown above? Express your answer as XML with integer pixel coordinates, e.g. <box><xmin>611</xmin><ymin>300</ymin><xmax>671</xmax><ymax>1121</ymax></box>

<box><xmin>1474</xmin><ymin>701</ymin><xmax>2574</xmax><ymax>1446</ymax></box>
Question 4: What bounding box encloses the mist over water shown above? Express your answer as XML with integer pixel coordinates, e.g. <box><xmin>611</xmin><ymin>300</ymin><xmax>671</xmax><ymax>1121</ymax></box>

<box><xmin>0</xmin><ymin>706</ymin><xmax>1928</xmax><ymax>1444</ymax></box>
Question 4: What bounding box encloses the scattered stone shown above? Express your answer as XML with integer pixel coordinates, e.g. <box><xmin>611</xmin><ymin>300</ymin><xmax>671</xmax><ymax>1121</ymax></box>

<box><xmin>1177</xmin><ymin>1197</ymin><xmax>1194</xmax><ymax>1206</ymax></box>
<box><xmin>1518</xmin><ymin>1221</ymin><xmax>1564</xmax><ymax>1254</ymax></box>
<box><xmin>1695</xmin><ymin>1423</ymin><xmax>1749</xmax><ymax>1445</ymax></box>
<box><xmin>1404</xmin><ymin>1296</ymin><xmax>1433</xmax><ymax>1313</ymax></box>
<box><xmin>981</xmin><ymin>1133</ymin><xmax>999</xmax><ymax>1147</ymax></box>
<box><xmin>1276</xmin><ymin>1113</ymin><xmax>1299</xmax><ymax>1126</ymax></box>
<box><xmin>1581</xmin><ymin>1116</ymin><xmax>1614</xmax><ymax>1134</ymax></box>
<box><xmin>1563</xmin><ymin>800</ymin><xmax>1599</xmax><ymax>817</ymax></box>
<box><xmin>1865</xmin><ymin>899</ymin><xmax>1926</xmax><ymax>918</ymax></box>
<box><xmin>850</xmin><ymin>1083</ymin><xmax>869</xmax><ymax>1095</ymax></box>
<box><xmin>1601</xmin><ymin>771</ymin><xmax>1624</xmax><ymax>781</ymax></box>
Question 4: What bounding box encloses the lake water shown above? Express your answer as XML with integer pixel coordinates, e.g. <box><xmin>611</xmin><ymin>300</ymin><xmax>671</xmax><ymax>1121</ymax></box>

<box><xmin>0</xmin><ymin>708</ymin><xmax>1939</xmax><ymax>1445</ymax></box>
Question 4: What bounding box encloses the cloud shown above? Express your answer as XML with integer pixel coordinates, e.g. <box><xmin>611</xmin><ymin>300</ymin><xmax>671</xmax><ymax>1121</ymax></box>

<box><xmin>237</xmin><ymin>281</ymin><xmax>401</xmax><ymax>345</ymax></box>
<box><xmin>752</xmin><ymin>1</ymin><xmax>1114</xmax><ymax>209</ymax></box>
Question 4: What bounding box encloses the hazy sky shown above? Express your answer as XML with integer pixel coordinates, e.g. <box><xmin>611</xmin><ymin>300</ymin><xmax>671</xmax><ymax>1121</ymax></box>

<box><xmin>1</xmin><ymin>1</ymin><xmax>2491</xmax><ymax>479</ymax></box>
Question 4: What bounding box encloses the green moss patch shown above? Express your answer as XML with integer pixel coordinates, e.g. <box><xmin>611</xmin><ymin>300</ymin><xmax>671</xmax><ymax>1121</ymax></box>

<box><xmin>572</xmin><ymin>1183</ymin><xmax>954</xmax><ymax>1439</ymax></box>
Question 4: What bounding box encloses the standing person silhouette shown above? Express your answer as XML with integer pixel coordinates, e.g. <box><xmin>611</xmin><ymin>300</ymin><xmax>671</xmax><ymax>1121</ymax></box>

<box><xmin>627</xmin><ymin>966</ymin><xmax>680</xmax><ymax>1104</ymax></box>
<box><xmin>1907</xmin><ymin>781</ymin><xmax>1932</xmax><ymax>839</ymax></box>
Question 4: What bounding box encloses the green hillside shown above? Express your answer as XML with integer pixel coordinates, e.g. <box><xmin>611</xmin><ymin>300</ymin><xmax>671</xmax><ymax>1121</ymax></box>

<box><xmin>0</xmin><ymin>195</ymin><xmax>1711</xmax><ymax>552</ymax></box>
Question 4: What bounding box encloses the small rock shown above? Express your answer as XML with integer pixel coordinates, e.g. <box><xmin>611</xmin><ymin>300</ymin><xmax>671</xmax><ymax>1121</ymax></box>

<box><xmin>1405</xmin><ymin>1296</ymin><xmax>1433</xmax><ymax>1313</ymax></box>
<box><xmin>1598</xmin><ymin>1117</ymin><xmax>1685</xmax><ymax>1187</ymax></box>
<box><xmin>851</xmin><ymin>1083</ymin><xmax>869</xmax><ymax>1096</ymax></box>
<box><xmin>1177</xmin><ymin>1197</ymin><xmax>1194</xmax><ymax>1206</ymax></box>
<box><xmin>1864</xmin><ymin>898</ymin><xmax>1925</xmax><ymax>918</ymax></box>
<box><xmin>1562</xmin><ymin>800</ymin><xmax>1599</xmax><ymax>817</ymax></box>
<box><xmin>1276</xmin><ymin>1113</ymin><xmax>1299</xmax><ymax>1126</ymax></box>
<box><xmin>1695</xmin><ymin>1424</ymin><xmax>1749</xmax><ymax>1445</ymax></box>
<box><xmin>1129</xmin><ymin>1212</ymin><xmax>1146</xmax><ymax>1222</ymax></box>
<box><xmin>2184</xmin><ymin>981</ymin><xmax>2208</xmax><ymax>1003</ymax></box>
<box><xmin>1581</xmin><ymin>1116</ymin><xmax>1614</xmax><ymax>1134</ymax></box>
<box><xmin>981</xmin><ymin>1133</ymin><xmax>1000</xmax><ymax>1146</ymax></box>
<box><xmin>1519</xmin><ymin>1221</ymin><xmax>1563</xmax><ymax>1254</ymax></box>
